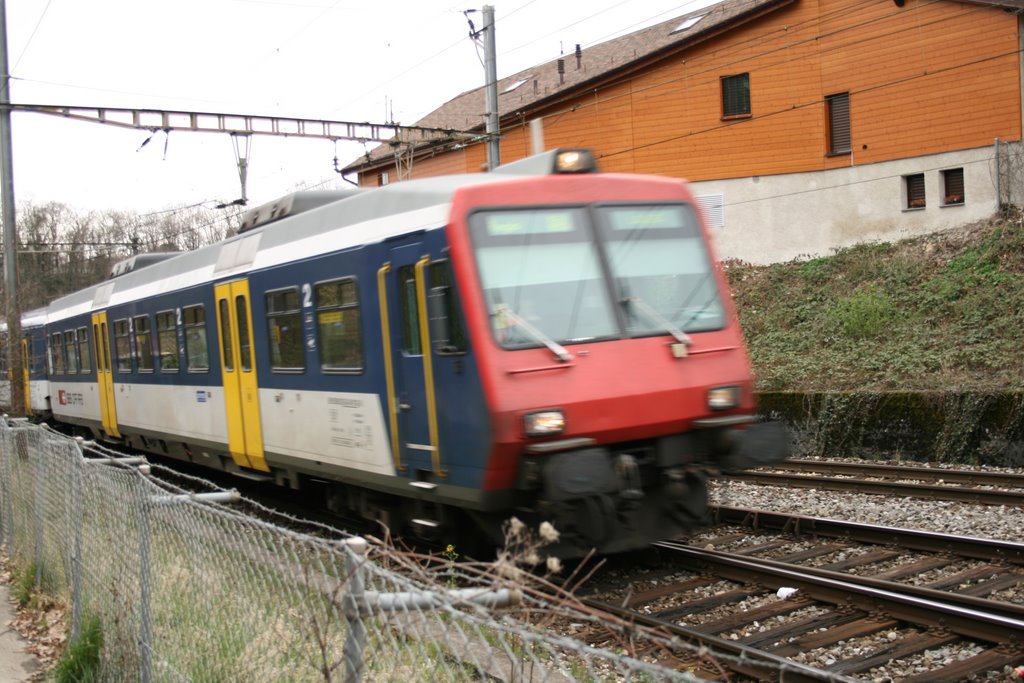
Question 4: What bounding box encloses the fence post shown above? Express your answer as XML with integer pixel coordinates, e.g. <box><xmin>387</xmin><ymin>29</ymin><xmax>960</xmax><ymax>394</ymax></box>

<box><xmin>342</xmin><ymin>537</ymin><xmax>368</xmax><ymax>683</ymax></box>
<box><xmin>32</xmin><ymin>432</ymin><xmax>45</xmax><ymax>588</ymax></box>
<box><xmin>69</xmin><ymin>438</ymin><xmax>84</xmax><ymax>642</ymax></box>
<box><xmin>0</xmin><ymin>421</ymin><xmax>9</xmax><ymax>551</ymax></box>
<box><xmin>137</xmin><ymin>471</ymin><xmax>153</xmax><ymax>683</ymax></box>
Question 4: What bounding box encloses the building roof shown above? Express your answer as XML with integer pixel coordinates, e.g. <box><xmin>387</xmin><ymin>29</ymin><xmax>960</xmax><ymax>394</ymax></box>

<box><xmin>346</xmin><ymin>0</ymin><xmax>796</xmax><ymax>171</ymax></box>
<box><xmin>346</xmin><ymin>0</ymin><xmax>1024</xmax><ymax>173</ymax></box>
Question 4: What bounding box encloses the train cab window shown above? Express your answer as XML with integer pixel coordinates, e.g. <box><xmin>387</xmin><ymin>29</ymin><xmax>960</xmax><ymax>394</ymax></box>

<box><xmin>50</xmin><ymin>332</ymin><xmax>66</xmax><ymax>375</ymax></box>
<box><xmin>134</xmin><ymin>315</ymin><xmax>154</xmax><ymax>372</ymax></box>
<box><xmin>77</xmin><ymin>326</ymin><xmax>91</xmax><ymax>373</ymax></box>
<box><xmin>64</xmin><ymin>331</ymin><xmax>79</xmax><ymax>374</ymax></box>
<box><xmin>156</xmin><ymin>311</ymin><xmax>179</xmax><ymax>372</ymax></box>
<box><xmin>595</xmin><ymin>204</ymin><xmax>726</xmax><ymax>335</ymax></box>
<box><xmin>266</xmin><ymin>289</ymin><xmax>305</xmax><ymax>371</ymax></box>
<box><xmin>183</xmin><ymin>305</ymin><xmax>210</xmax><ymax>372</ymax></box>
<box><xmin>114</xmin><ymin>319</ymin><xmax>132</xmax><ymax>373</ymax></box>
<box><xmin>469</xmin><ymin>208</ymin><xmax>619</xmax><ymax>348</ymax></box>
<box><xmin>315</xmin><ymin>278</ymin><xmax>363</xmax><ymax>371</ymax></box>
<box><xmin>428</xmin><ymin>261</ymin><xmax>467</xmax><ymax>354</ymax></box>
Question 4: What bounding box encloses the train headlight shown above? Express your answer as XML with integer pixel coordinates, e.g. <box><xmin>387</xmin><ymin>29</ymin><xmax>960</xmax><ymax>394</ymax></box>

<box><xmin>707</xmin><ymin>386</ymin><xmax>740</xmax><ymax>411</ymax></box>
<box><xmin>554</xmin><ymin>149</ymin><xmax>597</xmax><ymax>173</ymax></box>
<box><xmin>524</xmin><ymin>410</ymin><xmax>566</xmax><ymax>437</ymax></box>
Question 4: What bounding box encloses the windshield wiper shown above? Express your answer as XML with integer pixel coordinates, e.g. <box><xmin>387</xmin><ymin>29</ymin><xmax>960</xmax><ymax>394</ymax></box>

<box><xmin>494</xmin><ymin>304</ymin><xmax>573</xmax><ymax>363</ymax></box>
<box><xmin>622</xmin><ymin>296</ymin><xmax>693</xmax><ymax>347</ymax></box>
<box><xmin>676</xmin><ymin>293</ymin><xmax>721</xmax><ymax>330</ymax></box>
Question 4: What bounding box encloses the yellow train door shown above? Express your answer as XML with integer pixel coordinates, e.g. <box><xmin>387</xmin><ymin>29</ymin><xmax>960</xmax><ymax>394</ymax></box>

<box><xmin>214</xmin><ymin>280</ymin><xmax>268</xmax><ymax>472</ymax></box>
<box><xmin>90</xmin><ymin>312</ymin><xmax>120</xmax><ymax>438</ymax></box>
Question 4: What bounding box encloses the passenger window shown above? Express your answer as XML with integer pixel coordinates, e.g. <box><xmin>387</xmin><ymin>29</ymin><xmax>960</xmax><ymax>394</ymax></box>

<box><xmin>428</xmin><ymin>261</ymin><xmax>468</xmax><ymax>354</ymax></box>
<box><xmin>156</xmin><ymin>311</ymin><xmax>179</xmax><ymax>372</ymax></box>
<box><xmin>398</xmin><ymin>266</ymin><xmax>421</xmax><ymax>356</ymax></box>
<box><xmin>50</xmin><ymin>332</ymin><xmax>66</xmax><ymax>375</ymax></box>
<box><xmin>316</xmin><ymin>278</ymin><xmax>363</xmax><ymax>371</ymax></box>
<box><xmin>64</xmin><ymin>330</ymin><xmax>79</xmax><ymax>374</ymax></box>
<box><xmin>113</xmin><ymin>319</ymin><xmax>132</xmax><ymax>373</ymax></box>
<box><xmin>134</xmin><ymin>315</ymin><xmax>154</xmax><ymax>372</ymax></box>
<box><xmin>266</xmin><ymin>289</ymin><xmax>304</xmax><ymax>371</ymax></box>
<box><xmin>77</xmin><ymin>326</ymin><xmax>91</xmax><ymax>373</ymax></box>
<box><xmin>183</xmin><ymin>306</ymin><xmax>209</xmax><ymax>372</ymax></box>
<box><xmin>235</xmin><ymin>295</ymin><xmax>252</xmax><ymax>372</ymax></box>
<box><xmin>218</xmin><ymin>299</ymin><xmax>233</xmax><ymax>372</ymax></box>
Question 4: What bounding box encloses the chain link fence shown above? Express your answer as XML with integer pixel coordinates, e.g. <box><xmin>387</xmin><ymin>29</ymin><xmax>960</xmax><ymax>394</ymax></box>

<box><xmin>0</xmin><ymin>419</ymin><xmax>718</xmax><ymax>682</ymax></box>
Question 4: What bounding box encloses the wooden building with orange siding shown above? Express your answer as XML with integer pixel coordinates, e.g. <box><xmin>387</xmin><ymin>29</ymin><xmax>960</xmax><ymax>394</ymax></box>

<box><xmin>345</xmin><ymin>0</ymin><xmax>1024</xmax><ymax>263</ymax></box>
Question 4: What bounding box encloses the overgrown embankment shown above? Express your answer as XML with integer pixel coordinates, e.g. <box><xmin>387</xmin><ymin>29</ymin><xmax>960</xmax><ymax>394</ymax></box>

<box><xmin>726</xmin><ymin>208</ymin><xmax>1024</xmax><ymax>463</ymax></box>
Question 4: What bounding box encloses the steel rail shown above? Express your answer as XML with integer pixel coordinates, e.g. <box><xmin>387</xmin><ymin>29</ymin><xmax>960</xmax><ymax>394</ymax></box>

<box><xmin>654</xmin><ymin>541</ymin><xmax>1024</xmax><ymax>644</ymax></box>
<box><xmin>722</xmin><ymin>470</ymin><xmax>1024</xmax><ymax>506</ymax></box>
<box><xmin>579</xmin><ymin>596</ymin><xmax>860</xmax><ymax>683</ymax></box>
<box><xmin>710</xmin><ymin>505</ymin><xmax>1024</xmax><ymax>563</ymax></box>
<box><xmin>758</xmin><ymin>459</ymin><xmax>1024</xmax><ymax>487</ymax></box>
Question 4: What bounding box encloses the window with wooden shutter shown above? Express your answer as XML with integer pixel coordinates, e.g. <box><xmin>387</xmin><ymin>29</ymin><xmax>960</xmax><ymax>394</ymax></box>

<box><xmin>904</xmin><ymin>173</ymin><xmax>926</xmax><ymax>209</ymax></box>
<box><xmin>721</xmin><ymin>74</ymin><xmax>750</xmax><ymax>118</ymax></box>
<box><xmin>826</xmin><ymin>92</ymin><xmax>850</xmax><ymax>154</ymax></box>
<box><xmin>942</xmin><ymin>168</ymin><xmax>965</xmax><ymax>205</ymax></box>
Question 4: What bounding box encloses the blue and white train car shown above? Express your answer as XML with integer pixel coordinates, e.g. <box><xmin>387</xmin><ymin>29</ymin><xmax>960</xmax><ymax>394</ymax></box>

<box><xmin>1</xmin><ymin>308</ymin><xmax>51</xmax><ymax>416</ymax></box>
<box><xmin>43</xmin><ymin>149</ymin><xmax>787</xmax><ymax>555</ymax></box>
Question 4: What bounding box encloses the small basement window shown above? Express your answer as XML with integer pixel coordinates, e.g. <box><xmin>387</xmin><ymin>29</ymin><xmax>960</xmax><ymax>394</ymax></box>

<box><xmin>904</xmin><ymin>173</ymin><xmax>925</xmax><ymax>209</ymax></box>
<box><xmin>942</xmin><ymin>168</ymin><xmax>965</xmax><ymax>206</ymax></box>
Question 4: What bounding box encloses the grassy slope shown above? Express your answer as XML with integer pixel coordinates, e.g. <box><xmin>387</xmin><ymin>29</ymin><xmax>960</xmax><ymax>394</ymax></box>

<box><xmin>725</xmin><ymin>209</ymin><xmax>1024</xmax><ymax>392</ymax></box>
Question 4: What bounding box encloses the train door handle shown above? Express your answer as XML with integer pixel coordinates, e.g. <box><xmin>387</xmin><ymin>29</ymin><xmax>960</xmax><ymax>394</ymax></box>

<box><xmin>398</xmin><ymin>401</ymin><xmax>412</xmax><ymax>412</ymax></box>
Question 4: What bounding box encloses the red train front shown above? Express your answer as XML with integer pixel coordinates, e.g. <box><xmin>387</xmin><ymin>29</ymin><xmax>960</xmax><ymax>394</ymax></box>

<box><xmin>438</xmin><ymin>150</ymin><xmax>789</xmax><ymax>555</ymax></box>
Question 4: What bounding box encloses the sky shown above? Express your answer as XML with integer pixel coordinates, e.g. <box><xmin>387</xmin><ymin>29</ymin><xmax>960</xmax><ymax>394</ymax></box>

<box><xmin>3</xmin><ymin>0</ymin><xmax>716</xmax><ymax>217</ymax></box>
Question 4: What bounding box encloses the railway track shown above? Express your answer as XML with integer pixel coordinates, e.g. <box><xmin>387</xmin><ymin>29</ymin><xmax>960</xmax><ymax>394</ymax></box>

<box><xmin>725</xmin><ymin>458</ymin><xmax>1024</xmax><ymax>506</ymax></box>
<box><xmin>580</xmin><ymin>507</ymin><xmax>1024</xmax><ymax>681</ymax></box>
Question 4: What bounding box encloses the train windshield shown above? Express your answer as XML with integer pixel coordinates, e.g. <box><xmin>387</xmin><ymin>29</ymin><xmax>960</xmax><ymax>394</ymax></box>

<box><xmin>469</xmin><ymin>203</ymin><xmax>724</xmax><ymax>349</ymax></box>
<box><xmin>470</xmin><ymin>208</ymin><xmax>619</xmax><ymax>347</ymax></box>
<box><xmin>595</xmin><ymin>204</ymin><xmax>725</xmax><ymax>337</ymax></box>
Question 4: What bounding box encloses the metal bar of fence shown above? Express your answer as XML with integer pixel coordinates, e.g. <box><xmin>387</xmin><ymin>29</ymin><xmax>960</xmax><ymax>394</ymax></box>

<box><xmin>138</xmin><ymin>472</ymin><xmax>153</xmax><ymax>683</ymax></box>
<box><xmin>342</xmin><ymin>537</ymin><xmax>368</xmax><ymax>683</ymax></box>
<box><xmin>340</xmin><ymin>536</ymin><xmax>522</xmax><ymax>683</ymax></box>
<box><xmin>70</xmin><ymin>440</ymin><xmax>83</xmax><ymax>642</ymax></box>
<box><xmin>2</xmin><ymin>423</ymin><xmax>691</xmax><ymax>683</ymax></box>
<box><xmin>0</xmin><ymin>425</ymin><xmax>10</xmax><ymax>551</ymax></box>
<box><xmin>32</xmin><ymin>433</ymin><xmax>44</xmax><ymax>588</ymax></box>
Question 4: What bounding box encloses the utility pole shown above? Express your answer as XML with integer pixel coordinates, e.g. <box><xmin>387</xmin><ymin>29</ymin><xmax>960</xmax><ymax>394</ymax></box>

<box><xmin>483</xmin><ymin>5</ymin><xmax>500</xmax><ymax>170</ymax></box>
<box><xmin>0</xmin><ymin>0</ymin><xmax>24</xmax><ymax>416</ymax></box>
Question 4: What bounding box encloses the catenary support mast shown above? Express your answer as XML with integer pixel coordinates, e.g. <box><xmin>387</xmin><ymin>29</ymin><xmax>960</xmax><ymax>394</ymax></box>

<box><xmin>0</xmin><ymin>0</ymin><xmax>23</xmax><ymax>415</ymax></box>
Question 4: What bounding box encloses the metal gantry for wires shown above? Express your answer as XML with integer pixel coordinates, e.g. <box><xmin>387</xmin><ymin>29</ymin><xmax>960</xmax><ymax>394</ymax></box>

<box><xmin>9</xmin><ymin>103</ymin><xmax>481</xmax><ymax>205</ymax></box>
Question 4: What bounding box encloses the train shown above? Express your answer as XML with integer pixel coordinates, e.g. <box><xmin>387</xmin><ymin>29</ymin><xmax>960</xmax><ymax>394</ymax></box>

<box><xmin>0</xmin><ymin>148</ymin><xmax>789</xmax><ymax>557</ymax></box>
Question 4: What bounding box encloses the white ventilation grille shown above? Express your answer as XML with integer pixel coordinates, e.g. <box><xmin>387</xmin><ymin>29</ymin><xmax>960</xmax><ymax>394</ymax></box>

<box><xmin>697</xmin><ymin>193</ymin><xmax>725</xmax><ymax>229</ymax></box>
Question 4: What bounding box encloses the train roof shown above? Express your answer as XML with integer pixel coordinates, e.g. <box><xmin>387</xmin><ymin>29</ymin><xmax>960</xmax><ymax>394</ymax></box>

<box><xmin>0</xmin><ymin>307</ymin><xmax>48</xmax><ymax>333</ymax></box>
<box><xmin>45</xmin><ymin>170</ymin><xmax>502</xmax><ymax>323</ymax></box>
<box><xmin>45</xmin><ymin>149</ymin><xmax>605</xmax><ymax>324</ymax></box>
